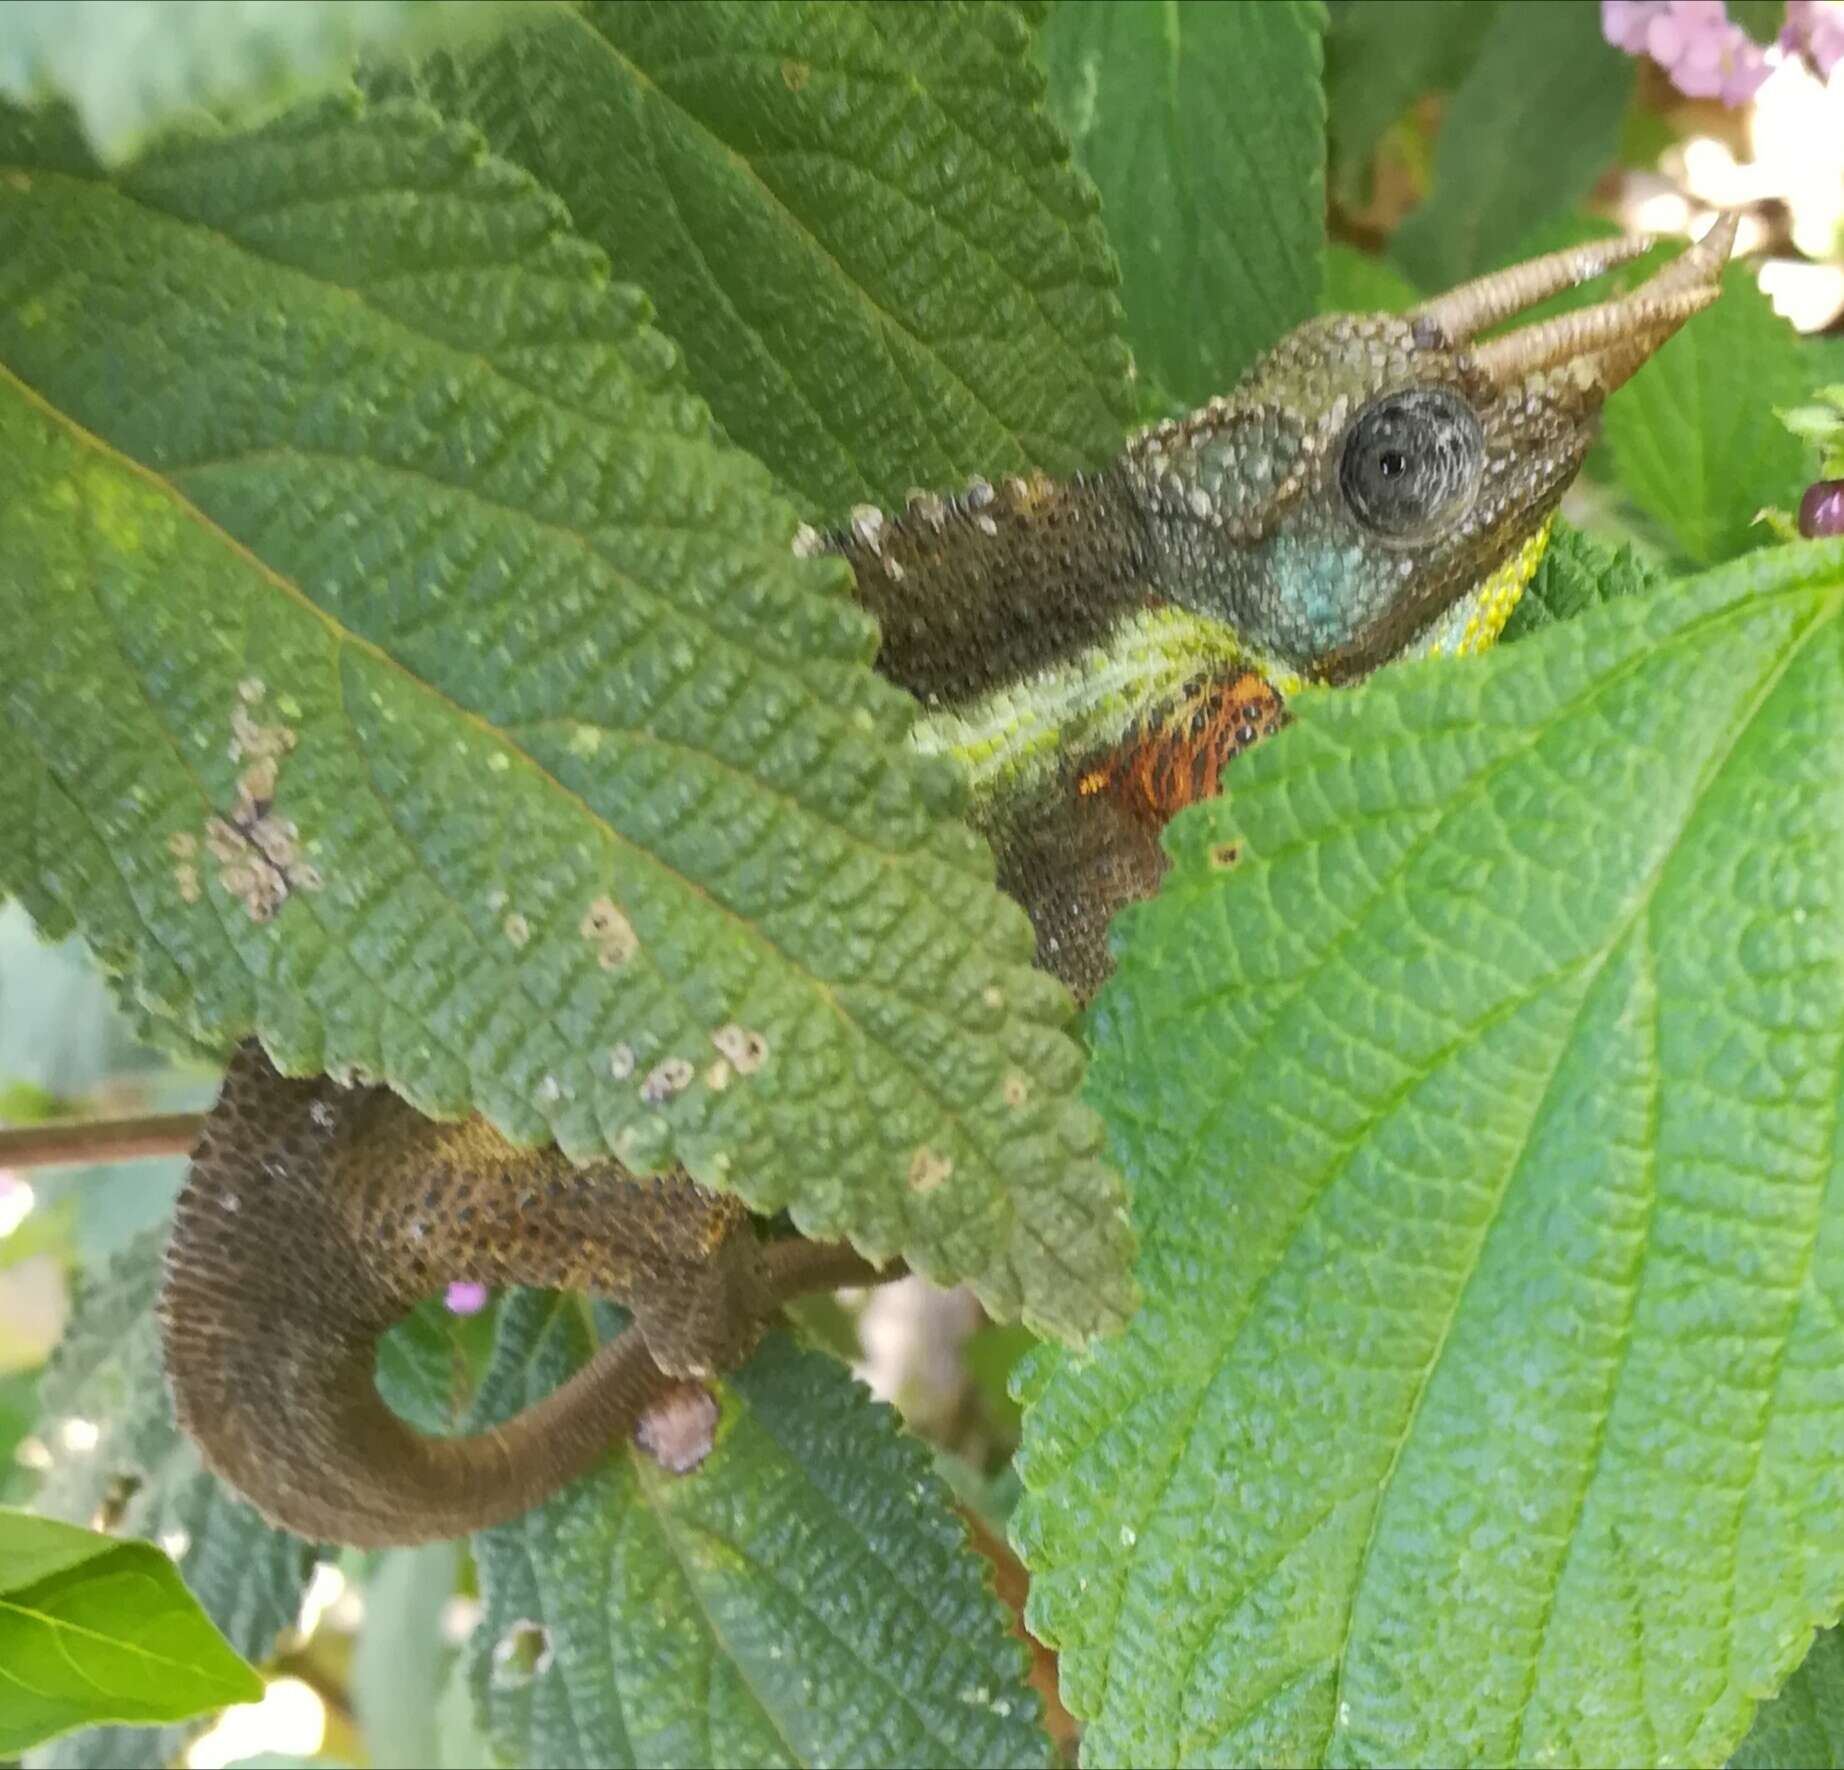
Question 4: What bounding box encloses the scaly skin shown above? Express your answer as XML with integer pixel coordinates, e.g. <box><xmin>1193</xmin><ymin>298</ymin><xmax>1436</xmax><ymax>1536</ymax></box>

<box><xmin>160</xmin><ymin>222</ymin><xmax>1735</xmax><ymax>1544</ymax></box>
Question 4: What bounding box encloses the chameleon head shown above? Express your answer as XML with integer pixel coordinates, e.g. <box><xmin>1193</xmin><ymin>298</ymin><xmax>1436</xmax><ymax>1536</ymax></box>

<box><xmin>1127</xmin><ymin>215</ymin><xmax>1737</xmax><ymax>686</ymax></box>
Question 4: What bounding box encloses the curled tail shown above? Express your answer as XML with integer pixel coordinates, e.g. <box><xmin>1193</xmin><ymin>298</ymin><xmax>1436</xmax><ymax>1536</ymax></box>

<box><xmin>160</xmin><ymin>1044</ymin><xmax>889</xmax><ymax>1545</ymax></box>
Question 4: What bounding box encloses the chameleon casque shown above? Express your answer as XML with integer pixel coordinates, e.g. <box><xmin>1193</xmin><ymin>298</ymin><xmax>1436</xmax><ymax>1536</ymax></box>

<box><xmin>159</xmin><ymin>220</ymin><xmax>1735</xmax><ymax>1546</ymax></box>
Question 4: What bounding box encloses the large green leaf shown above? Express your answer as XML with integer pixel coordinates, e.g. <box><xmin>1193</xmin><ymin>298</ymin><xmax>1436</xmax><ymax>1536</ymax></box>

<box><xmin>1324</xmin><ymin>0</ymin><xmax>1497</xmax><ymax>206</ymax></box>
<box><xmin>1391</xmin><ymin>0</ymin><xmax>1633</xmax><ymax>291</ymax></box>
<box><xmin>404</xmin><ymin>0</ymin><xmax>1134</xmax><ymax>523</ymax></box>
<box><xmin>0</xmin><ymin>97</ymin><xmax>1132</xmax><ymax>1340</ymax></box>
<box><xmin>1015</xmin><ymin>539</ymin><xmax>1844</xmax><ymax>1766</ymax></box>
<box><xmin>0</xmin><ymin>1507</ymin><xmax>262</xmax><ymax>1754</ymax></box>
<box><xmin>465</xmin><ymin>1293</ymin><xmax>1052</xmax><ymax>1770</ymax></box>
<box><xmin>0</xmin><ymin>0</ymin><xmax>520</xmax><ymax>165</ymax></box>
<box><xmin>1037</xmin><ymin>0</ymin><xmax>1326</xmax><ymax>405</ymax></box>
<box><xmin>1605</xmin><ymin>266</ymin><xmax>1844</xmax><ymax>566</ymax></box>
<box><xmin>25</xmin><ymin>1231</ymin><xmax>316</xmax><ymax>1770</ymax></box>
<box><xmin>1731</xmin><ymin>1631</ymin><xmax>1844</xmax><ymax>1769</ymax></box>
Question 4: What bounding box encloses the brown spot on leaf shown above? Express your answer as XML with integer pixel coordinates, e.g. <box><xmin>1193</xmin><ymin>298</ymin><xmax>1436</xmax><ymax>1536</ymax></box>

<box><xmin>908</xmin><ymin>1145</ymin><xmax>954</xmax><ymax>1193</ymax></box>
<box><xmin>1209</xmin><ymin>842</ymin><xmax>1241</xmax><ymax>870</ymax></box>
<box><xmin>205</xmin><ymin>687</ymin><xmax>318</xmax><ymax>920</ymax></box>
<box><xmin>640</xmin><ymin>1057</ymin><xmax>694</xmax><ymax>1104</ymax></box>
<box><xmin>781</xmin><ymin>58</ymin><xmax>810</xmax><ymax>91</ymax></box>
<box><xmin>580</xmin><ymin>895</ymin><xmax>639</xmax><ymax>968</ymax></box>
<box><xmin>710</xmin><ymin>1023</ymin><xmax>768</xmax><ymax>1075</ymax></box>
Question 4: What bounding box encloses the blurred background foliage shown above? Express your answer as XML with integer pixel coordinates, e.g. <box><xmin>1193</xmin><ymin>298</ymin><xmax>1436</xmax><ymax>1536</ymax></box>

<box><xmin>4</xmin><ymin>2</ymin><xmax>1843</xmax><ymax>1765</ymax></box>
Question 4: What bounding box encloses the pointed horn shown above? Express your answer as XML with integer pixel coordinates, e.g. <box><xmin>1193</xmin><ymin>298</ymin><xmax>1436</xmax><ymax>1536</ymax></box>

<box><xmin>1469</xmin><ymin>287</ymin><xmax>1721</xmax><ymax>384</ymax></box>
<box><xmin>1410</xmin><ymin>233</ymin><xmax>1661</xmax><ymax>345</ymax></box>
<box><xmin>1625</xmin><ymin>209</ymin><xmax>1740</xmax><ymax>301</ymax></box>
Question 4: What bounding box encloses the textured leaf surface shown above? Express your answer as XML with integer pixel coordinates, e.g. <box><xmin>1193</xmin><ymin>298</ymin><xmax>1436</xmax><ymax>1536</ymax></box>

<box><xmin>1015</xmin><ymin>540</ymin><xmax>1844</xmax><ymax>1766</ymax></box>
<box><xmin>1605</xmin><ymin>265</ymin><xmax>1844</xmax><ymax>566</ymax></box>
<box><xmin>0</xmin><ymin>1508</ymin><xmax>261</xmax><ymax>1754</ymax></box>
<box><xmin>1731</xmin><ymin>1631</ymin><xmax>1844</xmax><ymax>1769</ymax></box>
<box><xmin>0</xmin><ymin>98</ymin><xmax>1132</xmax><ymax>1339</ymax></box>
<box><xmin>25</xmin><ymin>1231</ymin><xmax>315</xmax><ymax>1770</ymax></box>
<box><xmin>1324</xmin><ymin>0</ymin><xmax>1496</xmax><ymax>206</ymax></box>
<box><xmin>464</xmin><ymin>1293</ymin><xmax>1052</xmax><ymax>1770</ymax></box>
<box><xmin>1501</xmin><ymin>519</ymin><xmax>1663</xmax><ymax>644</ymax></box>
<box><xmin>407</xmin><ymin>0</ymin><xmax>1134</xmax><ymax>522</ymax></box>
<box><xmin>1392</xmin><ymin>0</ymin><xmax>1633</xmax><ymax>291</ymax></box>
<box><xmin>1038</xmin><ymin>0</ymin><xmax>1325</xmax><ymax>405</ymax></box>
<box><xmin>0</xmin><ymin>0</ymin><xmax>518</xmax><ymax>164</ymax></box>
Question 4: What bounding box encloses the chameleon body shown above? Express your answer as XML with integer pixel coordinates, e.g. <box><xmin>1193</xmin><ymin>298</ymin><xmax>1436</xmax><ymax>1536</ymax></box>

<box><xmin>159</xmin><ymin>223</ymin><xmax>1735</xmax><ymax>1544</ymax></box>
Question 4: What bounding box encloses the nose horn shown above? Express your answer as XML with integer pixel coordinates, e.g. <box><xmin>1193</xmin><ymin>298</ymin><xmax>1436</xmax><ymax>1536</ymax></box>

<box><xmin>1462</xmin><ymin>213</ymin><xmax>1738</xmax><ymax>392</ymax></box>
<box><xmin>1408</xmin><ymin>214</ymin><xmax>1738</xmax><ymax>387</ymax></box>
<box><xmin>1410</xmin><ymin>232</ymin><xmax>1665</xmax><ymax>346</ymax></box>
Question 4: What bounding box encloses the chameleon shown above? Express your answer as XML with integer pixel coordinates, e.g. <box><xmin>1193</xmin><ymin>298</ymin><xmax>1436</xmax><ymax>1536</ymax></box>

<box><xmin>159</xmin><ymin>219</ymin><xmax>1735</xmax><ymax>1546</ymax></box>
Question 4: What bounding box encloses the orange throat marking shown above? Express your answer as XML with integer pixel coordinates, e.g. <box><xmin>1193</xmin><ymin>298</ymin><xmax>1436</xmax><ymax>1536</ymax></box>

<box><xmin>1078</xmin><ymin>671</ymin><xmax>1288</xmax><ymax>828</ymax></box>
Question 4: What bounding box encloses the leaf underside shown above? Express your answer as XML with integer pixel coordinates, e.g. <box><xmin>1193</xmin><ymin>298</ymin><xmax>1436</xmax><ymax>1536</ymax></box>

<box><xmin>1037</xmin><ymin>0</ymin><xmax>1327</xmax><ymax>405</ymax></box>
<box><xmin>1016</xmin><ymin>541</ymin><xmax>1844</xmax><ymax>1767</ymax></box>
<box><xmin>403</xmin><ymin>0</ymin><xmax>1136</xmax><ymax>523</ymax></box>
<box><xmin>464</xmin><ymin>1293</ymin><xmax>1054</xmax><ymax>1770</ymax></box>
<box><xmin>0</xmin><ymin>0</ymin><xmax>522</xmax><ymax>164</ymax></box>
<box><xmin>0</xmin><ymin>96</ymin><xmax>1134</xmax><ymax>1340</ymax></box>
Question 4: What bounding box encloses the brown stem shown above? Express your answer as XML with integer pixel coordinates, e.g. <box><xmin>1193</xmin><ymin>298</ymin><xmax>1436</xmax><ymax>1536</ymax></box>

<box><xmin>0</xmin><ymin>1111</ymin><xmax>204</xmax><ymax>1169</ymax></box>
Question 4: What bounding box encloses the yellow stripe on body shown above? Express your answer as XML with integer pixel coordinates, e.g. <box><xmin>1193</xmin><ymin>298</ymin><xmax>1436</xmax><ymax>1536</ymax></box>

<box><xmin>1404</xmin><ymin>517</ymin><xmax>1552</xmax><ymax>662</ymax></box>
<box><xmin>910</xmin><ymin>605</ymin><xmax>1247</xmax><ymax>804</ymax></box>
<box><xmin>912</xmin><ymin>517</ymin><xmax>1551</xmax><ymax>806</ymax></box>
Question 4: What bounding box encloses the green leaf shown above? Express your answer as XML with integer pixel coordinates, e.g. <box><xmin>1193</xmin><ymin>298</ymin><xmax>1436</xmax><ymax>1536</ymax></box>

<box><xmin>1324</xmin><ymin>0</ymin><xmax>1497</xmax><ymax>206</ymax></box>
<box><xmin>1500</xmin><ymin>518</ymin><xmax>1663</xmax><ymax>643</ymax></box>
<box><xmin>403</xmin><ymin>0</ymin><xmax>1134</xmax><ymax>522</ymax></box>
<box><xmin>1320</xmin><ymin>242</ymin><xmax>1419</xmax><ymax>317</ymax></box>
<box><xmin>0</xmin><ymin>1507</ymin><xmax>262</xmax><ymax>1754</ymax></box>
<box><xmin>25</xmin><ymin>1231</ymin><xmax>316</xmax><ymax>1770</ymax></box>
<box><xmin>1605</xmin><ymin>265</ymin><xmax>1844</xmax><ymax>565</ymax></box>
<box><xmin>0</xmin><ymin>98</ymin><xmax>1132</xmax><ymax>1340</ymax></box>
<box><xmin>1730</xmin><ymin>0</ymin><xmax>1786</xmax><ymax>47</ymax></box>
<box><xmin>1392</xmin><ymin>0</ymin><xmax>1633</xmax><ymax>291</ymax></box>
<box><xmin>1731</xmin><ymin>1631</ymin><xmax>1844</xmax><ymax>1769</ymax></box>
<box><xmin>465</xmin><ymin>1293</ymin><xmax>1053</xmax><ymax>1769</ymax></box>
<box><xmin>1015</xmin><ymin>539</ymin><xmax>1844</xmax><ymax>1766</ymax></box>
<box><xmin>352</xmin><ymin>1542</ymin><xmax>463</xmax><ymax>1770</ymax></box>
<box><xmin>0</xmin><ymin>1368</ymin><xmax>39</xmax><ymax>1504</ymax></box>
<box><xmin>375</xmin><ymin>1298</ymin><xmax>497</xmax><ymax>1437</ymax></box>
<box><xmin>0</xmin><ymin>0</ymin><xmax>521</xmax><ymax>165</ymax></box>
<box><xmin>1037</xmin><ymin>0</ymin><xmax>1326</xmax><ymax>405</ymax></box>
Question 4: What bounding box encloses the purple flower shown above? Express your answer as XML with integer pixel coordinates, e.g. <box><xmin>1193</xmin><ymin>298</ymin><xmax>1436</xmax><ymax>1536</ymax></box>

<box><xmin>1784</xmin><ymin>0</ymin><xmax>1844</xmax><ymax>77</ymax></box>
<box><xmin>1602</xmin><ymin>0</ymin><xmax>1773</xmax><ymax>104</ymax></box>
<box><xmin>445</xmin><ymin>1280</ymin><xmax>490</xmax><ymax>1316</ymax></box>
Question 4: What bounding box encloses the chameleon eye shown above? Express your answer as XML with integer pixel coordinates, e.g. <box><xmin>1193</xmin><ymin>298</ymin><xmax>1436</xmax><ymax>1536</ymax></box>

<box><xmin>1339</xmin><ymin>388</ymin><xmax>1483</xmax><ymax>538</ymax></box>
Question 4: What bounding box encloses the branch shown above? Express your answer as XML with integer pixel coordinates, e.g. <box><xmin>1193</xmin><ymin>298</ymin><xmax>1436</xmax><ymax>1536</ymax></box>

<box><xmin>0</xmin><ymin>1111</ymin><xmax>204</xmax><ymax>1169</ymax></box>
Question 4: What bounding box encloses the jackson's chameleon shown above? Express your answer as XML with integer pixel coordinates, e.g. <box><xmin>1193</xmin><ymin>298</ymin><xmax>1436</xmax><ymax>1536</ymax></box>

<box><xmin>159</xmin><ymin>220</ymin><xmax>1736</xmax><ymax>1545</ymax></box>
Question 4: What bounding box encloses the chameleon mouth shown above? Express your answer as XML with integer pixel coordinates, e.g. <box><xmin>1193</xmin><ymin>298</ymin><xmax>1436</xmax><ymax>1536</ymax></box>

<box><xmin>1413</xmin><ymin>212</ymin><xmax>1738</xmax><ymax>396</ymax></box>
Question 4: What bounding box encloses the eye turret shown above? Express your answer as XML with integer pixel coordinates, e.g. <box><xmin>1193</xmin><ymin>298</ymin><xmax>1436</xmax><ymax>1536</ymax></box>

<box><xmin>1339</xmin><ymin>388</ymin><xmax>1484</xmax><ymax>539</ymax></box>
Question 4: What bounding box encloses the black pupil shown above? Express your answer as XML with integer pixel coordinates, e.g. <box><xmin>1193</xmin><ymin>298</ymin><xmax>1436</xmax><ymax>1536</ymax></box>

<box><xmin>1378</xmin><ymin>449</ymin><xmax>1407</xmax><ymax>478</ymax></box>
